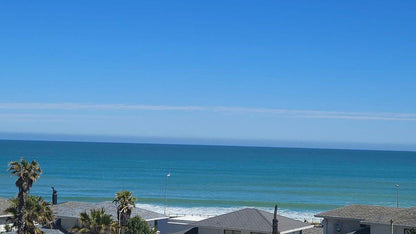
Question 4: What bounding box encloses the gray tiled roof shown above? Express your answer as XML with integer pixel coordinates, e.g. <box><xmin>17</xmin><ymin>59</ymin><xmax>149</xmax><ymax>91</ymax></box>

<box><xmin>0</xmin><ymin>198</ymin><xmax>11</xmax><ymax>216</ymax></box>
<box><xmin>315</xmin><ymin>205</ymin><xmax>404</xmax><ymax>221</ymax></box>
<box><xmin>392</xmin><ymin>207</ymin><xmax>416</xmax><ymax>227</ymax></box>
<box><xmin>302</xmin><ymin>227</ymin><xmax>323</xmax><ymax>234</ymax></box>
<box><xmin>316</xmin><ymin>205</ymin><xmax>416</xmax><ymax>227</ymax></box>
<box><xmin>52</xmin><ymin>201</ymin><xmax>167</xmax><ymax>221</ymax></box>
<box><xmin>191</xmin><ymin>208</ymin><xmax>313</xmax><ymax>233</ymax></box>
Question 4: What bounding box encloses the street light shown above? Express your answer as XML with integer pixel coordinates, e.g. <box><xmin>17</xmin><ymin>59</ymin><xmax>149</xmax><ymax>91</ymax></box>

<box><xmin>164</xmin><ymin>172</ymin><xmax>171</xmax><ymax>215</ymax></box>
<box><xmin>395</xmin><ymin>184</ymin><xmax>400</xmax><ymax>208</ymax></box>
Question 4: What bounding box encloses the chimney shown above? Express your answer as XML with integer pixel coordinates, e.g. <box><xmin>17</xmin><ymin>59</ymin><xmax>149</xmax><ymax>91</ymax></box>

<box><xmin>52</xmin><ymin>187</ymin><xmax>57</xmax><ymax>205</ymax></box>
<box><xmin>272</xmin><ymin>204</ymin><xmax>279</xmax><ymax>234</ymax></box>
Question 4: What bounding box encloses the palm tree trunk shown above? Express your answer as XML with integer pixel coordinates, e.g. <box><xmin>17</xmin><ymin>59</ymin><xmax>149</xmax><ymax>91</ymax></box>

<box><xmin>16</xmin><ymin>189</ymin><xmax>26</xmax><ymax>234</ymax></box>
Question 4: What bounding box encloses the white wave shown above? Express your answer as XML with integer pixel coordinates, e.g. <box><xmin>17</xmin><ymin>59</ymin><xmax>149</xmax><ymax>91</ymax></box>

<box><xmin>137</xmin><ymin>203</ymin><xmax>322</xmax><ymax>223</ymax></box>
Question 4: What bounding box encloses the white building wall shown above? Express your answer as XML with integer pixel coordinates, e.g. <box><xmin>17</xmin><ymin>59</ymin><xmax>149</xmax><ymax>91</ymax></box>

<box><xmin>370</xmin><ymin>224</ymin><xmax>390</xmax><ymax>234</ymax></box>
<box><xmin>370</xmin><ymin>223</ymin><xmax>413</xmax><ymax>234</ymax></box>
<box><xmin>323</xmin><ymin>219</ymin><xmax>361</xmax><ymax>234</ymax></box>
<box><xmin>198</xmin><ymin>227</ymin><xmax>223</xmax><ymax>234</ymax></box>
<box><xmin>323</xmin><ymin>220</ymin><xmax>413</xmax><ymax>234</ymax></box>
<box><xmin>154</xmin><ymin>218</ymin><xmax>170</xmax><ymax>234</ymax></box>
<box><xmin>197</xmin><ymin>227</ymin><xmax>302</xmax><ymax>234</ymax></box>
<box><xmin>394</xmin><ymin>226</ymin><xmax>410</xmax><ymax>234</ymax></box>
<box><xmin>59</xmin><ymin>216</ymin><xmax>79</xmax><ymax>231</ymax></box>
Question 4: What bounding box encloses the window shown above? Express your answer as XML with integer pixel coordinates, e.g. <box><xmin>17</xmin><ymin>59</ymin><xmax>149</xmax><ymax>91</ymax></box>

<box><xmin>404</xmin><ymin>229</ymin><xmax>416</xmax><ymax>234</ymax></box>
<box><xmin>251</xmin><ymin>232</ymin><xmax>266</xmax><ymax>234</ymax></box>
<box><xmin>224</xmin><ymin>230</ymin><xmax>241</xmax><ymax>234</ymax></box>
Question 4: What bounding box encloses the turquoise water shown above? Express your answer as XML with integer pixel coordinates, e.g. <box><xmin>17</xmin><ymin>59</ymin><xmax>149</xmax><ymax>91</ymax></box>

<box><xmin>0</xmin><ymin>140</ymin><xmax>415</xmax><ymax>219</ymax></box>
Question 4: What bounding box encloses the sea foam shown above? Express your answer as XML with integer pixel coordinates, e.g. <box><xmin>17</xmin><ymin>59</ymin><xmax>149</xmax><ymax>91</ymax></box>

<box><xmin>138</xmin><ymin>203</ymin><xmax>321</xmax><ymax>223</ymax></box>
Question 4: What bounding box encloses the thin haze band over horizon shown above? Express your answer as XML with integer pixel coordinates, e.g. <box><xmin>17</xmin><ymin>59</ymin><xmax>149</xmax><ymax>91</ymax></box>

<box><xmin>0</xmin><ymin>102</ymin><xmax>415</xmax><ymax>121</ymax></box>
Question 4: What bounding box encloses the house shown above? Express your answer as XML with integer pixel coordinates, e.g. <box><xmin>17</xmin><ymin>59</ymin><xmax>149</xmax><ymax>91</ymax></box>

<box><xmin>315</xmin><ymin>204</ymin><xmax>416</xmax><ymax>234</ymax></box>
<box><xmin>167</xmin><ymin>215</ymin><xmax>210</xmax><ymax>234</ymax></box>
<box><xmin>178</xmin><ymin>208</ymin><xmax>314</xmax><ymax>234</ymax></box>
<box><xmin>0</xmin><ymin>198</ymin><xmax>12</xmax><ymax>233</ymax></box>
<box><xmin>301</xmin><ymin>227</ymin><xmax>323</xmax><ymax>234</ymax></box>
<box><xmin>0</xmin><ymin>197</ymin><xmax>64</xmax><ymax>234</ymax></box>
<box><xmin>52</xmin><ymin>201</ymin><xmax>169</xmax><ymax>233</ymax></box>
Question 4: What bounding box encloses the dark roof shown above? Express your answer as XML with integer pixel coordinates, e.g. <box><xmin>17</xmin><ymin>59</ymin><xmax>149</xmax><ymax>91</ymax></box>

<box><xmin>52</xmin><ymin>201</ymin><xmax>167</xmax><ymax>221</ymax></box>
<box><xmin>191</xmin><ymin>208</ymin><xmax>313</xmax><ymax>233</ymax></box>
<box><xmin>0</xmin><ymin>198</ymin><xmax>11</xmax><ymax>216</ymax></box>
<box><xmin>316</xmin><ymin>205</ymin><xmax>416</xmax><ymax>227</ymax></box>
<box><xmin>171</xmin><ymin>227</ymin><xmax>199</xmax><ymax>234</ymax></box>
<box><xmin>346</xmin><ymin>227</ymin><xmax>370</xmax><ymax>234</ymax></box>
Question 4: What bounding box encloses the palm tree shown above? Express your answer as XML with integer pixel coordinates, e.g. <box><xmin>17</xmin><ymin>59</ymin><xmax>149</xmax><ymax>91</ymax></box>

<box><xmin>5</xmin><ymin>196</ymin><xmax>55</xmax><ymax>234</ymax></box>
<box><xmin>71</xmin><ymin>208</ymin><xmax>118</xmax><ymax>234</ymax></box>
<box><xmin>113</xmin><ymin>190</ymin><xmax>137</xmax><ymax>227</ymax></box>
<box><xmin>8</xmin><ymin>158</ymin><xmax>42</xmax><ymax>234</ymax></box>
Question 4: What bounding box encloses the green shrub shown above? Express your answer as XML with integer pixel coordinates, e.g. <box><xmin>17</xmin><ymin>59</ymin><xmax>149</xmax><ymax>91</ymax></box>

<box><xmin>125</xmin><ymin>216</ymin><xmax>155</xmax><ymax>234</ymax></box>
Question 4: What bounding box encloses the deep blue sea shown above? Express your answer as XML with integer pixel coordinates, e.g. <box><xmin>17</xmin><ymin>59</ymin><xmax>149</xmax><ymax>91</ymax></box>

<box><xmin>0</xmin><ymin>140</ymin><xmax>415</xmax><ymax>220</ymax></box>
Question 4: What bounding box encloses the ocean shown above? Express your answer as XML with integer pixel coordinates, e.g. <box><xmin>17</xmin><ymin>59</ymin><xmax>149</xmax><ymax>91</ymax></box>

<box><xmin>0</xmin><ymin>140</ymin><xmax>415</xmax><ymax>220</ymax></box>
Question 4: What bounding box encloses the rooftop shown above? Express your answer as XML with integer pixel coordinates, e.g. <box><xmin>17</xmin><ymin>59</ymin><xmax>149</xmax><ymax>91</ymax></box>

<box><xmin>316</xmin><ymin>204</ymin><xmax>416</xmax><ymax>228</ymax></box>
<box><xmin>52</xmin><ymin>201</ymin><xmax>167</xmax><ymax>221</ymax></box>
<box><xmin>191</xmin><ymin>208</ymin><xmax>313</xmax><ymax>234</ymax></box>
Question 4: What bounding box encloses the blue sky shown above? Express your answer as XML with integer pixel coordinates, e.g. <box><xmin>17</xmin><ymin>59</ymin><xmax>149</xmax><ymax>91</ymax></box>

<box><xmin>0</xmin><ymin>1</ymin><xmax>415</xmax><ymax>150</ymax></box>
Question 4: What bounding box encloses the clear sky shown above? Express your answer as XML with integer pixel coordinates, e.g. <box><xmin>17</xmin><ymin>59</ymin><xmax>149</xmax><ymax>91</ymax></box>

<box><xmin>0</xmin><ymin>1</ymin><xmax>415</xmax><ymax>150</ymax></box>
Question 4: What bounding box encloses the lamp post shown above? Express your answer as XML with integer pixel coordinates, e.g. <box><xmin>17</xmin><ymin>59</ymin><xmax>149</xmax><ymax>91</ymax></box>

<box><xmin>395</xmin><ymin>184</ymin><xmax>400</xmax><ymax>208</ymax></box>
<box><xmin>164</xmin><ymin>172</ymin><xmax>171</xmax><ymax>215</ymax></box>
<box><xmin>390</xmin><ymin>219</ymin><xmax>394</xmax><ymax>234</ymax></box>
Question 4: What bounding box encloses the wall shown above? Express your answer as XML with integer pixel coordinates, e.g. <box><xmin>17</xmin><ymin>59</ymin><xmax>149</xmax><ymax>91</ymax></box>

<box><xmin>198</xmin><ymin>227</ymin><xmax>303</xmax><ymax>234</ymax></box>
<box><xmin>370</xmin><ymin>224</ymin><xmax>390</xmax><ymax>234</ymax></box>
<box><xmin>165</xmin><ymin>221</ymin><xmax>193</xmax><ymax>234</ymax></box>
<box><xmin>0</xmin><ymin>217</ymin><xmax>7</xmax><ymax>225</ymax></box>
<box><xmin>154</xmin><ymin>218</ymin><xmax>169</xmax><ymax>234</ymax></box>
<box><xmin>370</xmin><ymin>223</ymin><xmax>415</xmax><ymax>234</ymax></box>
<box><xmin>59</xmin><ymin>216</ymin><xmax>79</xmax><ymax>231</ymax></box>
<box><xmin>323</xmin><ymin>218</ymin><xmax>362</xmax><ymax>234</ymax></box>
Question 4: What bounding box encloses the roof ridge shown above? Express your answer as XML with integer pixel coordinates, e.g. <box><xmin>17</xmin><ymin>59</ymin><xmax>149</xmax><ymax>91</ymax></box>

<box><xmin>393</xmin><ymin>207</ymin><xmax>416</xmax><ymax>221</ymax></box>
<box><xmin>255</xmin><ymin>208</ymin><xmax>273</xmax><ymax>227</ymax></box>
<box><xmin>193</xmin><ymin>208</ymin><xmax>248</xmax><ymax>224</ymax></box>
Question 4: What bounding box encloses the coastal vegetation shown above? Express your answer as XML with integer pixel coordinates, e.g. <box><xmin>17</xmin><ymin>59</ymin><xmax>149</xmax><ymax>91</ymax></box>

<box><xmin>71</xmin><ymin>190</ymin><xmax>152</xmax><ymax>234</ymax></box>
<box><xmin>71</xmin><ymin>208</ymin><xmax>118</xmax><ymax>234</ymax></box>
<box><xmin>5</xmin><ymin>196</ymin><xmax>54</xmax><ymax>234</ymax></box>
<box><xmin>113</xmin><ymin>190</ymin><xmax>137</xmax><ymax>227</ymax></box>
<box><xmin>2</xmin><ymin>158</ymin><xmax>155</xmax><ymax>234</ymax></box>
<box><xmin>70</xmin><ymin>207</ymin><xmax>154</xmax><ymax>234</ymax></box>
<box><xmin>7</xmin><ymin>158</ymin><xmax>43</xmax><ymax>234</ymax></box>
<box><xmin>124</xmin><ymin>216</ymin><xmax>155</xmax><ymax>234</ymax></box>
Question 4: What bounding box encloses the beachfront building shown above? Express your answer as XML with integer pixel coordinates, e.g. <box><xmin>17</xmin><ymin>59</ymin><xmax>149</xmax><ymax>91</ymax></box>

<box><xmin>52</xmin><ymin>201</ymin><xmax>169</xmax><ymax>233</ymax></box>
<box><xmin>168</xmin><ymin>215</ymin><xmax>210</xmax><ymax>234</ymax></box>
<box><xmin>0</xmin><ymin>198</ymin><xmax>65</xmax><ymax>234</ymax></box>
<box><xmin>315</xmin><ymin>204</ymin><xmax>416</xmax><ymax>234</ymax></box>
<box><xmin>0</xmin><ymin>198</ymin><xmax>12</xmax><ymax>233</ymax></box>
<box><xmin>176</xmin><ymin>208</ymin><xmax>314</xmax><ymax>234</ymax></box>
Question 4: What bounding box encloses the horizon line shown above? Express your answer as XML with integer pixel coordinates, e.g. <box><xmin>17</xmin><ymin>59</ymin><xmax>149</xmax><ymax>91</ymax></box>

<box><xmin>1</xmin><ymin>102</ymin><xmax>416</xmax><ymax>121</ymax></box>
<box><xmin>1</xmin><ymin>132</ymin><xmax>415</xmax><ymax>153</ymax></box>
